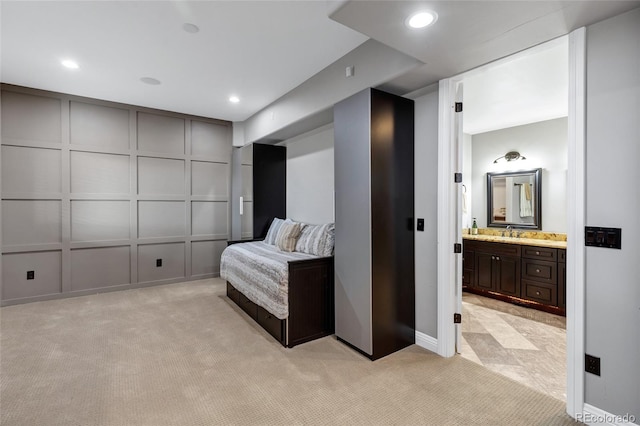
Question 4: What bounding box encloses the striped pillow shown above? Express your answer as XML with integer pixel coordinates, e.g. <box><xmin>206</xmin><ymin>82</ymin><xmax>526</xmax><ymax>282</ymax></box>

<box><xmin>264</xmin><ymin>218</ymin><xmax>289</xmax><ymax>245</ymax></box>
<box><xmin>275</xmin><ymin>222</ymin><xmax>303</xmax><ymax>252</ymax></box>
<box><xmin>295</xmin><ymin>223</ymin><xmax>335</xmax><ymax>257</ymax></box>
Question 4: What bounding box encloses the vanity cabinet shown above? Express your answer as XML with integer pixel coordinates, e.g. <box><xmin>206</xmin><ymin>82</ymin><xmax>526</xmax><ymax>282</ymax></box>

<box><xmin>558</xmin><ymin>249</ymin><xmax>566</xmax><ymax>309</ymax></box>
<box><xmin>472</xmin><ymin>242</ymin><xmax>521</xmax><ymax>296</ymax></box>
<box><xmin>463</xmin><ymin>239</ymin><xmax>565</xmax><ymax>315</ymax></box>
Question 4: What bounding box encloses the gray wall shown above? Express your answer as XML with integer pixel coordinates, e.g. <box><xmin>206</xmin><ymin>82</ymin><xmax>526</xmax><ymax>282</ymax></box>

<box><xmin>413</xmin><ymin>85</ymin><xmax>439</xmax><ymax>338</ymax></box>
<box><xmin>470</xmin><ymin>118</ymin><xmax>568</xmax><ymax>233</ymax></box>
<box><xmin>281</xmin><ymin>124</ymin><xmax>335</xmax><ymax>225</ymax></box>
<box><xmin>585</xmin><ymin>8</ymin><xmax>640</xmax><ymax>419</ymax></box>
<box><xmin>1</xmin><ymin>85</ymin><xmax>232</xmax><ymax>305</ymax></box>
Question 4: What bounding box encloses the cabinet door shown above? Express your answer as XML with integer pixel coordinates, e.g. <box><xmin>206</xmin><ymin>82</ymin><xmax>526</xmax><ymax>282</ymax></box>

<box><xmin>463</xmin><ymin>249</ymin><xmax>474</xmax><ymax>287</ymax></box>
<box><xmin>558</xmin><ymin>262</ymin><xmax>566</xmax><ymax>309</ymax></box>
<box><xmin>475</xmin><ymin>252</ymin><xmax>494</xmax><ymax>291</ymax></box>
<box><xmin>494</xmin><ymin>255</ymin><xmax>521</xmax><ymax>297</ymax></box>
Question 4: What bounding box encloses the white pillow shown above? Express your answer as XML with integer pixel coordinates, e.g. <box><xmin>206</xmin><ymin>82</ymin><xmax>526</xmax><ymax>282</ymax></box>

<box><xmin>275</xmin><ymin>222</ymin><xmax>303</xmax><ymax>252</ymax></box>
<box><xmin>264</xmin><ymin>217</ymin><xmax>289</xmax><ymax>245</ymax></box>
<box><xmin>295</xmin><ymin>223</ymin><xmax>335</xmax><ymax>257</ymax></box>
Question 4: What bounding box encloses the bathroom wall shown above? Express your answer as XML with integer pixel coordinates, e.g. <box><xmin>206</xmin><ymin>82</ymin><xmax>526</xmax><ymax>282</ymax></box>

<box><xmin>470</xmin><ymin>117</ymin><xmax>568</xmax><ymax>233</ymax></box>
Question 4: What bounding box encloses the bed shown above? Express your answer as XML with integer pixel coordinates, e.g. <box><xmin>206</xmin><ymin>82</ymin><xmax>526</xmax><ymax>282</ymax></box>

<box><xmin>221</xmin><ymin>235</ymin><xmax>334</xmax><ymax>348</ymax></box>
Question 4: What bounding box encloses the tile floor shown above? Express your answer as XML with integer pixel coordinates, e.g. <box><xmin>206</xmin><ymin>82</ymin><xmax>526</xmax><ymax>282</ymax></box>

<box><xmin>460</xmin><ymin>292</ymin><xmax>567</xmax><ymax>401</ymax></box>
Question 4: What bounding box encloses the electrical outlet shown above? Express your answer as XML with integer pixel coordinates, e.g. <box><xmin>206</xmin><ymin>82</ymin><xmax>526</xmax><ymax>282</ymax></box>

<box><xmin>156</xmin><ymin>259</ymin><xmax>162</xmax><ymax>267</ymax></box>
<box><xmin>585</xmin><ymin>354</ymin><xmax>601</xmax><ymax>376</ymax></box>
<box><xmin>26</xmin><ymin>270</ymin><xmax>35</xmax><ymax>280</ymax></box>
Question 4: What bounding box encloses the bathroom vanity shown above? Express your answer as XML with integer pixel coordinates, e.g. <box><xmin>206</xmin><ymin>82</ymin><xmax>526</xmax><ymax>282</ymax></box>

<box><xmin>463</xmin><ymin>235</ymin><xmax>566</xmax><ymax>316</ymax></box>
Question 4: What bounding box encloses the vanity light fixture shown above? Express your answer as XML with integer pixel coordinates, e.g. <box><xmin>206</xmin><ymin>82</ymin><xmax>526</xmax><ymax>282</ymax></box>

<box><xmin>493</xmin><ymin>151</ymin><xmax>526</xmax><ymax>164</ymax></box>
<box><xmin>61</xmin><ymin>59</ymin><xmax>79</xmax><ymax>69</ymax></box>
<box><xmin>229</xmin><ymin>95</ymin><xmax>240</xmax><ymax>103</ymax></box>
<box><xmin>406</xmin><ymin>11</ymin><xmax>438</xmax><ymax>29</ymax></box>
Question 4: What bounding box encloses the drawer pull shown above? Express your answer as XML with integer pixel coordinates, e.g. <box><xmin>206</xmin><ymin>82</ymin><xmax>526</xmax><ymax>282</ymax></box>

<box><xmin>496</xmin><ymin>256</ymin><xmax>500</xmax><ymax>261</ymax></box>
<box><xmin>536</xmin><ymin>291</ymin><xmax>541</xmax><ymax>296</ymax></box>
<box><xmin>536</xmin><ymin>268</ymin><xmax>541</xmax><ymax>273</ymax></box>
<box><xmin>491</xmin><ymin>256</ymin><xmax>495</xmax><ymax>260</ymax></box>
<box><xmin>536</xmin><ymin>251</ymin><xmax>540</xmax><ymax>255</ymax></box>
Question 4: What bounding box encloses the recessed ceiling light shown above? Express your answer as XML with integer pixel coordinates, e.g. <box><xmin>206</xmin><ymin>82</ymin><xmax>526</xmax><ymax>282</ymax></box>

<box><xmin>61</xmin><ymin>59</ymin><xmax>79</xmax><ymax>69</ymax></box>
<box><xmin>182</xmin><ymin>23</ymin><xmax>199</xmax><ymax>34</ymax></box>
<box><xmin>406</xmin><ymin>11</ymin><xmax>437</xmax><ymax>29</ymax></box>
<box><xmin>229</xmin><ymin>96</ymin><xmax>240</xmax><ymax>103</ymax></box>
<box><xmin>140</xmin><ymin>77</ymin><xmax>161</xmax><ymax>85</ymax></box>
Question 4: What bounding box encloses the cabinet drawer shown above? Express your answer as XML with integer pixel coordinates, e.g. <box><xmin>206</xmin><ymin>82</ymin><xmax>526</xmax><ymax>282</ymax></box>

<box><xmin>559</xmin><ymin>249</ymin><xmax>566</xmax><ymax>263</ymax></box>
<box><xmin>257</xmin><ymin>306</ymin><xmax>285</xmax><ymax>343</ymax></box>
<box><xmin>522</xmin><ymin>280</ymin><xmax>557</xmax><ymax>305</ymax></box>
<box><xmin>238</xmin><ymin>292</ymin><xmax>258</xmax><ymax>320</ymax></box>
<box><xmin>226</xmin><ymin>282</ymin><xmax>240</xmax><ymax>303</ymax></box>
<box><xmin>522</xmin><ymin>259</ymin><xmax>557</xmax><ymax>285</ymax></box>
<box><xmin>465</xmin><ymin>240</ymin><xmax>521</xmax><ymax>257</ymax></box>
<box><xmin>522</xmin><ymin>246</ymin><xmax>557</xmax><ymax>261</ymax></box>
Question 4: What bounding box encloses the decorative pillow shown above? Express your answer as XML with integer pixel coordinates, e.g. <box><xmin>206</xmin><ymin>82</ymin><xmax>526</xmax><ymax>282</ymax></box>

<box><xmin>264</xmin><ymin>218</ymin><xmax>289</xmax><ymax>245</ymax></box>
<box><xmin>295</xmin><ymin>223</ymin><xmax>335</xmax><ymax>257</ymax></box>
<box><xmin>275</xmin><ymin>222</ymin><xmax>303</xmax><ymax>252</ymax></box>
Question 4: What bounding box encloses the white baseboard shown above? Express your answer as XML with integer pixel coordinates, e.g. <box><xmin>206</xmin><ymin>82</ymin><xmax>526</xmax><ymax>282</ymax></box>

<box><xmin>415</xmin><ymin>331</ymin><xmax>438</xmax><ymax>353</ymax></box>
<box><xmin>579</xmin><ymin>404</ymin><xmax>638</xmax><ymax>426</ymax></box>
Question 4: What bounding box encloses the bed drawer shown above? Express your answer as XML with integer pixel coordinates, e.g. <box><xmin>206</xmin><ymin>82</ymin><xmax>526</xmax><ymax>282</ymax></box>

<box><xmin>238</xmin><ymin>292</ymin><xmax>258</xmax><ymax>320</ymax></box>
<box><xmin>257</xmin><ymin>306</ymin><xmax>285</xmax><ymax>344</ymax></box>
<box><xmin>226</xmin><ymin>282</ymin><xmax>240</xmax><ymax>303</ymax></box>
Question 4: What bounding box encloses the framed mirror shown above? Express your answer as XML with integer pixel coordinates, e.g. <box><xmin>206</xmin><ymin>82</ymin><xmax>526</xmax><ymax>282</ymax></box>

<box><xmin>487</xmin><ymin>168</ymin><xmax>542</xmax><ymax>229</ymax></box>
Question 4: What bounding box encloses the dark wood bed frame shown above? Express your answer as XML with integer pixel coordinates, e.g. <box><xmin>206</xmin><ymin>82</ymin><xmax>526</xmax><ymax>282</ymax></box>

<box><xmin>225</xmin><ymin>239</ymin><xmax>335</xmax><ymax>348</ymax></box>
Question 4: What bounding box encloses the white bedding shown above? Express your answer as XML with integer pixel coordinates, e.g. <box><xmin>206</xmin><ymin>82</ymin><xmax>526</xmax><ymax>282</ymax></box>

<box><xmin>220</xmin><ymin>241</ymin><xmax>317</xmax><ymax>319</ymax></box>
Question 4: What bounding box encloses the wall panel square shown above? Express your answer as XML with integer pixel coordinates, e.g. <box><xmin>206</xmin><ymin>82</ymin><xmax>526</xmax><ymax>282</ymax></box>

<box><xmin>2</xmin><ymin>251</ymin><xmax>62</xmax><ymax>300</ymax></box>
<box><xmin>241</xmin><ymin>164</ymin><xmax>253</xmax><ymax>201</ymax></box>
<box><xmin>2</xmin><ymin>200</ymin><xmax>61</xmax><ymax>245</ymax></box>
<box><xmin>191</xmin><ymin>161</ymin><xmax>229</xmax><ymax>197</ymax></box>
<box><xmin>138</xmin><ymin>157</ymin><xmax>184</xmax><ymax>195</ymax></box>
<box><xmin>70</xmin><ymin>101</ymin><xmax>130</xmax><ymax>150</ymax></box>
<box><xmin>70</xmin><ymin>246</ymin><xmax>131</xmax><ymax>291</ymax></box>
<box><xmin>138</xmin><ymin>243</ymin><xmax>185</xmax><ymax>282</ymax></box>
<box><xmin>191</xmin><ymin>240</ymin><xmax>227</xmax><ymax>276</ymax></box>
<box><xmin>138</xmin><ymin>201</ymin><xmax>185</xmax><ymax>238</ymax></box>
<box><xmin>241</xmin><ymin>201</ymin><xmax>253</xmax><ymax>239</ymax></box>
<box><xmin>71</xmin><ymin>151</ymin><xmax>130</xmax><ymax>194</ymax></box>
<box><xmin>71</xmin><ymin>200</ymin><xmax>130</xmax><ymax>242</ymax></box>
<box><xmin>191</xmin><ymin>121</ymin><xmax>231</xmax><ymax>159</ymax></box>
<box><xmin>1</xmin><ymin>146</ymin><xmax>61</xmax><ymax>194</ymax></box>
<box><xmin>137</xmin><ymin>112</ymin><xmax>185</xmax><ymax>155</ymax></box>
<box><xmin>1</xmin><ymin>91</ymin><xmax>61</xmax><ymax>143</ymax></box>
<box><xmin>192</xmin><ymin>201</ymin><xmax>228</xmax><ymax>237</ymax></box>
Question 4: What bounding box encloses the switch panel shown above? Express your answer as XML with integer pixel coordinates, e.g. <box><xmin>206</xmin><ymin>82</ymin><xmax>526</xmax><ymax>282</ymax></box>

<box><xmin>585</xmin><ymin>226</ymin><xmax>621</xmax><ymax>249</ymax></box>
<box><xmin>417</xmin><ymin>218</ymin><xmax>424</xmax><ymax>232</ymax></box>
<box><xmin>156</xmin><ymin>259</ymin><xmax>162</xmax><ymax>267</ymax></box>
<box><xmin>585</xmin><ymin>354</ymin><xmax>601</xmax><ymax>376</ymax></box>
<box><xmin>26</xmin><ymin>270</ymin><xmax>35</xmax><ymax>280</ymax></box>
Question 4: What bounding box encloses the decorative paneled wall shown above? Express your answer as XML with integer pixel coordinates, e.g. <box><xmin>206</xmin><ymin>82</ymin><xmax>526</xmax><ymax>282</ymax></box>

<box><xmin>0</xmin><ymin>85</ymin><xmax>232</xmax><ymax>305</ymax></box>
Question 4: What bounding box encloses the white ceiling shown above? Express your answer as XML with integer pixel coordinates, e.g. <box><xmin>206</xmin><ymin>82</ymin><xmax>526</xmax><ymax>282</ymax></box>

<box><xmin>2</xmin><ymin>1</ymin><xmax>638</xmax><ymax>133</ymax></box>
<box><xmin>0</xmin><ymin>1</ymin><xmax>367</xmax><ymax>122</ymax></box>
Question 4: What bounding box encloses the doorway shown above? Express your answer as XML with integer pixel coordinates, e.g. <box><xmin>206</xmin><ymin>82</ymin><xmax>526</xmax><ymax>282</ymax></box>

<box><xmin>437</xmin><ymin>28</ymin><xmax>586</xmax><ymax>419</ymax></box>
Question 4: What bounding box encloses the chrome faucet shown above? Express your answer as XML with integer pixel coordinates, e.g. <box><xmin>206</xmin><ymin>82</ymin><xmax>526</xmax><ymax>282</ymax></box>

<box><xmin>506</xmin><ymin>225</ymin><xmax>513</xmax><ymax>238</ymax></box>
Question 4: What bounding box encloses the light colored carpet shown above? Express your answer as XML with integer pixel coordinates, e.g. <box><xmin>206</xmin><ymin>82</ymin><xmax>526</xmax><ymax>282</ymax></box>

<box><xmin>1</xmin><ymin>278</ymin><xmax>578</xmax><ymax>426</ymax></box>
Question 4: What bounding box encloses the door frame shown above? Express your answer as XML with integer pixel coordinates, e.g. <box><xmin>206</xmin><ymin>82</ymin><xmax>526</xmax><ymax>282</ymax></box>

<box><xmin>436</xmin><ymin>28</ymin><xmax>586</xmax><ymax>419</ymax></box>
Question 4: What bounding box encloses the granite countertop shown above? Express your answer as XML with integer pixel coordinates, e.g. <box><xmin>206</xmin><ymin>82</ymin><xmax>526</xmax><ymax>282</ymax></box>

<box><xmin>463</xmin><ymin>234</ymin><xmax>567</xmax><ymax>249</ymax></box>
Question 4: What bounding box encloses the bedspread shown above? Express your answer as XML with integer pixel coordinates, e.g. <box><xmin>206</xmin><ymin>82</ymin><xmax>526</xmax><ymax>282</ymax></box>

<box><xmin>220</xmin><ymin>241</ymin><xmax>316</xmax><ymax>319</ymax></box>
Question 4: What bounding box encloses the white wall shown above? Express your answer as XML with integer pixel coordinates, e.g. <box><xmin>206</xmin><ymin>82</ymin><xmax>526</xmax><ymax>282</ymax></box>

<box><xmin>585</xmin><ymin>7</ymin><xmax>639</xmax><ymax>420</ymax></box>
<box><xmin>470</xmin><ymin>117</ymin><xmax>568</xmax><ymax>232</ymax></box>
<box><xmin>413</xmin><ymin>85</ymin><xmax>439</xmax><ymax>338</ymax></box>
<box><xmin>242</xmin><ymin>40</ymin><xmax>421</xmax><ymax>145</ymax></box>
<box><xmin>281</xmin><ymin>125</ymin><xmax>335</xmax><ymax>224</ymax></box>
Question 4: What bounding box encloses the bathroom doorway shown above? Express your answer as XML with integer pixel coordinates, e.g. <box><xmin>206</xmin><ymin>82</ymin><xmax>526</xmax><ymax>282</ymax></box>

<box><xmin>444</xmin><ymin>35</ymin><xmax>575</xmax><ymax>403</ymax></box>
